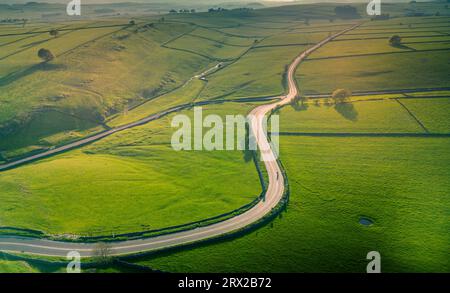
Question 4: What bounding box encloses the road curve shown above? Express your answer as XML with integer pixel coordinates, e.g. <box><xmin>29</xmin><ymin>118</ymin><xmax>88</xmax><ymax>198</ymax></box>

<box><xmin>0</xmin><ymin>23</ymin><xmax>360</xmax><ymax>257</ymax></box>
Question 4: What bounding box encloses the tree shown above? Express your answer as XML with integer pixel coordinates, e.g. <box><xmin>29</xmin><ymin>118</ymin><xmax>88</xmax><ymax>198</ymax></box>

<box><xmin>389</xmin><ymin>35</ymin><xmax>402</xmax><ymax>46</ymax></box>
<box><xmin>49</xmin><ymin>29</ymin><xmax>59</xmax><ymax>38</ymax></box>
<box><xmin>37</xmin><ymin>48</ymin><xmax>54</xmax><ymax>62</ymax></box>
<box><xmin>93</xmin><ymin>242</ymin><xmax>113</xmax><ymax>264</ymax></box>
<box><xmin>331</xmin><ymin>89</ymin><xmax>352</xmax><ymax>103</ymax></box>
<box><xmin>129</xmin><ymin>20</ymin><xmax>135</xmax><ymax>25</ymax></box>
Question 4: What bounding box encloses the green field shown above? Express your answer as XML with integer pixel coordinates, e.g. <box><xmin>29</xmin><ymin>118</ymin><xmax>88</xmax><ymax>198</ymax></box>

<box><xmin>258</xmin><ymin>31</ymin><xmax>334</xmax><ymax>47</ymax></box>
<box><xmin>399</xmin><ymin>98</ymin><xmax>450</xmax><ymax>133</ymax></box>
<box><xmin>0</xmin><ymin>20</ymin><xmax>216</xmax><ymax>159</ymax></box>
<box><xmin>279</xmin><ymin>98</ymin><xmax>425</xmax><ymax>133</ymax></box>
<box><xmin>0</xmin><ymin>2</ymin><xmax>449</xmax><ymax>274</ymax></box>
<box><xmin>0</xmin><ymin>103</ymin><xmax>262</xmax><ymax>237</ymax></box>
<box><xmin>132</xmin><ymin>135</ymin><xmax>450</xmax><ymax>273</ymax></box>
<box><xmin>0</xmin><ymin>260</ymin><xmax>38</xmax><ymax>273</ymax></box>
<box><xmin>189</xmin><ymin>27</ymin><xmax>258</xmax><ymax>46</ymax></box>
<box><xmin>297</xmin><ymin>16</ymin><xmax>450</xmax><ymax>94</ymax></box>
<box><xmin>311</xmin><ymin>38</ymin><xmax>413</xmax><ymax>58</ymax></box>
<box><xmin>0</xmin><ymin>8</ymin><xmax>354</xmax><ymax>160</ymax></box>
<box><xmin>196</xmin><ymin>20</ymin><xmax>357</xmax><ymax>100</ymax></box>
<box><xmin>197</xmin><ymin>45</ymin><xmax>308</xmax><ymax>100</ymax></box>
<box><xmin>164</xmin><ymin>33</ymin><xmax>250</xmax><ymax>61</ymax></box>
<box><xmin>298</xmin><ymin>50</ymin><xmax>449</xmax><ymax>94</ymax></box>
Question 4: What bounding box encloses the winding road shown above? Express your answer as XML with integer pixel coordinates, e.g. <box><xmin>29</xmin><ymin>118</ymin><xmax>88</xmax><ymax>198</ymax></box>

<box><xmin>0</xmin><ymin>23</ymin><xmax>360</xmax><ymax>257</ymax></box>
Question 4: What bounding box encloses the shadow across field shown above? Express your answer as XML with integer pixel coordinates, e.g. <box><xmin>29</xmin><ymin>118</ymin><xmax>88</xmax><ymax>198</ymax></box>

<box><xmin>390</xmin><ymin>43</ymin><xmax>416</xmax><ymax>51</ymax></box>
<box><xmin>290</xmin><ymin>99</ymin><xmax>309</xmax><ymax>112</ymax></box>
<box><xmin>290</xmin><ymin>99</ymin><xmax>359</xmax><ymax>122</ymax></box>
<box><xmin>334</xmin><ymin>102</ymin><xmax>358</xmax><ymax>122</ymax></box>
<box><xmin>0</xmin><ymin>62</ymin><xmax>65</xmax><ymax>86</ymax></box>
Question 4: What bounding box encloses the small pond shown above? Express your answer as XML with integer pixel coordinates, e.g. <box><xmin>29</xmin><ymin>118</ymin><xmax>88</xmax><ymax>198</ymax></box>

<box><xmin>359</xmin><ymin>217</ymin><xmax>374</xmax><ymax>226</ymax></box>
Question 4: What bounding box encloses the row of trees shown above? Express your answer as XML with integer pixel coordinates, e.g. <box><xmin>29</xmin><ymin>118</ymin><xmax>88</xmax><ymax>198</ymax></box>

<box><xmin>169</xmin><ymin>7</ymin><xmax>253</xmax><ymax>14</ymax></box>
<box><xmin>208</xmin><ymin>8</ymin><xmax>229</xmax><ymax>13</ymax></box>
<box><xmin>291</xmin><ymin>89</ymin><xmax>352</xmax><ymax>108</ymax></box>
<box><xmin>0</xmin><ymin>18</ymin><xmax>26</xmax><ymax>23</ymax></box>
<box><xmin>169</xmin><ymin>9</ymin><xmax>196</xmax><ymax>14</ymax></box>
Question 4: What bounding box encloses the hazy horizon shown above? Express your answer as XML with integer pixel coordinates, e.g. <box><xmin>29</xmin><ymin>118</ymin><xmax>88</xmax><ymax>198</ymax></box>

<box><xmin>1</xmin><ymin>0</ymin><xmax>295</xmax><ymax>4</ymax></box>
<box><xmin>0</xmin><ymin>0</ymin><xmax>404</xmax><ymax>5</ymax></box>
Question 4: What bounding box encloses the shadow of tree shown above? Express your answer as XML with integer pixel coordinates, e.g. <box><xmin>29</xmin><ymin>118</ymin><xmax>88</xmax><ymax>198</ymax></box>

<box><xmin>390</xmin><ymin>43</ymin><xmax>416</xmax><ymax>51</ymax></box>
<box><xmin>242</xmin><ymin>122</ymin><xmax>255</xmax><ymax>163</ymax></box>
<box><xmin>0</xmin><ymin>62</ymin><xmax>65</xmax><ymax>87</ymax></box>
<box><xmin>290</xmin><ymin>99</ymin><xmax>309</xmax><ymax>112</ymax></box>
<box><xmin>334</xmin><ymin>103</ymin><xmax>358</xmax><ymax>122</ymax></box>
<box><xmin>243</xmin><ymin>148</ymin><xmax>254</xmax><ymax>163</ymax></box>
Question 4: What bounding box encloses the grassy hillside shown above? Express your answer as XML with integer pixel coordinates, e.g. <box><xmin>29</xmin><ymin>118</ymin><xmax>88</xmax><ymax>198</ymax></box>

<box><xmin>0</xmin><ymin>103</ymin><xmax>262</xmax><ymax>237</ymax></box>
<box><xmin>0</xmin><ymin>6</ymin><xmax>356</xmax><ymax>160</ymax></box>
<box><xmin>0</xmin><ymin>2</ymin><xmax>449</xmax><ymax>274</ymax></box>
<box><xmin>3</xmin><ymin>5</ymin><xmax>447</xmax><ymax>160</ymax></box>
<box><xmin>0</xmin><ymin>20</ymin><xmax>214</xmax><ymax>159</ymax></box>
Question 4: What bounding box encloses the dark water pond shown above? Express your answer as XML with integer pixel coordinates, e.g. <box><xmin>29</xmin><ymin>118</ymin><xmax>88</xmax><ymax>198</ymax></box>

<box><xmin>359</xmin><ymin>217</ymin><xmax>374</xmax><ymax>226</ymax></box>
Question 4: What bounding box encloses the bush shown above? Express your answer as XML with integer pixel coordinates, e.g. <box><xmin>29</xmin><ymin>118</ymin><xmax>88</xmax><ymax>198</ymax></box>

<box><xmin>49</xmin><ymin>29</ymin><xmax>58</xmax><ymax>38</ymax></box>
<box><xmin>332</xmin><ymin>89</ymin><xmax>352</xmax><ymax>103</ymax></box>
<box><xmin>389</xmin><ymin>35</ymin><xmax>402</xmax><ymax>46</ymax></box>
<box><xmin>37</xmin><ymin>48</ymin><xmax>54</xmax><ymax>62</ymax></box>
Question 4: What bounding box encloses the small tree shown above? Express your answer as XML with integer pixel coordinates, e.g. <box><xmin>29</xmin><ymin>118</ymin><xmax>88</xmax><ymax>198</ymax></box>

<box><xmin>129</xmin><ymin>20</ymin><xmax>135</xmax><ymax>25</ymax></box>
<box><xmin>389</xmin><ymin>35</ymin><xmax>402</xmax><ymax>46</ymax></box>
<box><xmin>49</xmin><ymin>29</ymin><xmax>59</xmax><ymax>38</ymax></box>
<box><xmin>37</xmin><ymin>48</ymin><xmax>54</xmax><ymax>62</ymax></box>
<box><xmin>93</xmin><ymin>242</ymin><xmax>113</xmax><ymax>264</ymax></box>
<box><xmin>332</xmin><ymin>89</ymin><xmax>352</xmax><ymax>103</ymax></box>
